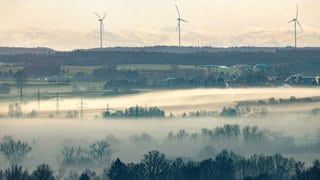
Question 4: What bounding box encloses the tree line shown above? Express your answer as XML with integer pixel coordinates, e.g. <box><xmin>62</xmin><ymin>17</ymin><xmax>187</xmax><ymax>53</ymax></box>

<box><xmin>0</xmin><ymin>150</ymin><xmax>319</xmax><ymax>180</ymax></box>
<box><xmin>103</xmin><ymin>106</ymin><xmax>165</xmax><ymax>118</ymax></box>
<box><xmin>1</xmin><ymin>128</ymin><xmax>320</xmax><ymax>179</ymax></box>
<box><xmin>1</xmin><ymin>48</ymin><xmax>320</xmax><ymax>73</ymax></box>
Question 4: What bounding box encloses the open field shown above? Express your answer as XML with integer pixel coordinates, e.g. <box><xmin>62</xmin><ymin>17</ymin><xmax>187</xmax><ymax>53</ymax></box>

<box><xmin>0</xmin><ymin>64</ymin><xmax>242</xmax><ymax>76</ymax></box>
<box><xmin>118</xmin><ymin>64</ymin><xmax>197</xmax><ymax>71</ymax></box>
<box><xmin>0</xmin><ymin>66</ymin><xmax>23</xmax><ymax>73</ymax></box>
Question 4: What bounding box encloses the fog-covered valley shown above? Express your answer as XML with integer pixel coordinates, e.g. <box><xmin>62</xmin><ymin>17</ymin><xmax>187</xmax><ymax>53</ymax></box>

<box><xmin>0</xmin><ymin>88</ymin><xmax>320</xmax><ymax>179</ymax></box>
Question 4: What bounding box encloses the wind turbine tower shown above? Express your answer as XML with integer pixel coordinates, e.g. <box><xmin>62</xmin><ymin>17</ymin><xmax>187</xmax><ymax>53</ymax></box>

<box><xmin>288</xmin><ymin>5</ymin><xmax>302</xmax><ymax>48</ymax></box>
<box><xmin>175</xmin><ymin>5</ymin><xmax>188</xmax><ymax>47</ymax></box>
<box><xmin>95</xmin><ymin>12</ymin><xmax>106</xmax><ymax>48</ymax></box>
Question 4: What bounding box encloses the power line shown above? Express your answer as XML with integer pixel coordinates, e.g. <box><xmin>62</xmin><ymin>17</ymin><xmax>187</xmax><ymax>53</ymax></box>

<box><xmin>54</xmin><ymin>92</ymin><xmax>63</xmax><ymax>119</ymax></box>
<box><xmin>76</xmin><ymin>98</ymin><xmax>87</xmax><ymax>119</ymax></box>
<box><xmin>33</xmin><ymin>88</ymin><xmax>42</xmax><ymax>111</ymax></box>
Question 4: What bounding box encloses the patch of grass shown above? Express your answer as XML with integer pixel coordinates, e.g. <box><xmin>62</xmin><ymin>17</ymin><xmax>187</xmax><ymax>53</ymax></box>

<box><xmin>117</xmin><ymin>64</ymin><xmax>197</xmax><ymax>71</ymax></box>
<box><xmin>0</xmin><ymin>80</ymin><xmax>109</xmax><ymax>102</ymax></box>
<box><xmin>62</xmin><ymin>66</ymin><xmax>102</xmax><ymax>75</ymax></box>
<box><xmin>0</xmin><ymin>66</ymin><xmax>23</xmax><ymax>73</ymax></box>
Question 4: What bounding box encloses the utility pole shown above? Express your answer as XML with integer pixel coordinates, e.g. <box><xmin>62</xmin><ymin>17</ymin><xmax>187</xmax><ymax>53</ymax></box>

<box><xmin>13</xmin><ymin>70</ymin><xmax>26</xmax><ymax>104</ymax></box>
<box><xmin>106</xmin><ymin>103</ymin><xmax>110</xmax><ymax>111</ymax></box>
<box><xmin>33</xmin><ymin>88</ymin><xmax>41</xmax><ymax>110</ymax></box>
<box><xmin>19</xmin><ymin>87</ymin><xmax>23</xmax><ymax>104</ymax></box>
<box><xmin>76</xmin><ymin>98</ymin><xmax>87</xmax><ymax>119</ymax></box>
<box><xmin>54</xmin><ymin>92</ymin><xmax>63</xmax><ymax>119</ymax></box>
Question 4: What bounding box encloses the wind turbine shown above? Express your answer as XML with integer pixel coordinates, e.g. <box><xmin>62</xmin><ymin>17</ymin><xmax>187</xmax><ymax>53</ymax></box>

<box><xmin>175</xmin><ymin>5</ymin><xmax>188</xmax><ymax>47</ymax></box>
<box><xmin>288</xmin><ymin>5</ymin><xmax>302</xmax><ymax>48</ymax></box>
<box><xmin>95</xmin><ymin>12</ymin><xmax>106</xmax><ymax>48</ymax></box>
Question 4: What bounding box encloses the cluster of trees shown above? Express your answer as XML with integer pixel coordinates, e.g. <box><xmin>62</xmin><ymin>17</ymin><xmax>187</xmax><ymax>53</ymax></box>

<box><xmin>235</xmin><ymin>69</ymin><xmax>269</xmax><ymax>86</ymax></box>
<box><xmin>0</xmin><ymin>64</ymin><xmax>61</xmax><ymax>81</ymax></box>
<box><xmin>165</xmin><ymin>124</ymin><xmax>296</xmax><ymax>153</ymax></box>
<box><xmin>179</xmin><ymin>106</ymin><xmax>268</xmax><ymax>118</ymax></box>
<box><xmin>8</xmin><ymin>103</ymin><xmax>23</xmax><ymax>118</ymax></box>
<box><xmin>102</xmin><ymin>105</ymin><xmax>269</xmax><ymax>119</ymax></box>
<box><xmin>103</xmin><ymin>106</ymin><xmax>165</xmax><ymax>118</ymax></box>
<box><xmin>166</xmin><ymin>125</ymin><xmax>253</xmax><ymax>142</ymax></box>
<box><xmin>235</xmin><ymin>106</ymin><xmax>269</xmax><ymax>117</ymax></box>
<box><xmin>6</xmin><ymin>103</ymin><xmax>38</xmax><ymax>118</ymax></box>
<box><xmin>219</xmin><ymin>107</ymin><xmax>238</xmax><ymax>117</ymax></box>
<box><xmin>0</xmin><ymin>136</ymin><xmax>32</xmax><ymax>166</ymax></box>
<box><xmin>100</xmin><ymin>68</ymin><xmax>271</xmax><ymax>89</ymax></box>
<box><xmin>161</xmin><ymin>76</ymin><xmax>227</xmax><ymax>88</ymax></box>
<box><xmin>23</xmin><ymin>63</ymin><xmax>61</xmax><ymax>78</ymax></box>
<box><xmin>0</xmin><ymin>164</ymin><xmax>56</xmax><ymax>180</ymax></box>
<box><xmin>103</xmin><ymin>79</ymin><xmax>147</xmax><ymax>90</ymax></box>
<box><xmin>1</xmin><ymin>129</ymin><xmax>320</xmax><ymax>179</ymax></box>
<box><xmin>61</xmin><ymin>139</ymin><xmax>112</xmax><ymax>166</ymax></box>
<box><xmin>262</xmin><ymin>96</ymin><xmax>312</xmax><ymax>105</ymax></box>
<box><xmin>182</xmin><ymin>110</ymin><xmax>218</xmax><ymax>118</ymax></box>
<box><xmin>106</xmin><ymin>150</ymin><xmax>320</xmax><ymax>180</ymax></box>
<box><xmin>1</xmin><ymin>150</ymin><xmax>319</xmax><ymax>180</ymax></box>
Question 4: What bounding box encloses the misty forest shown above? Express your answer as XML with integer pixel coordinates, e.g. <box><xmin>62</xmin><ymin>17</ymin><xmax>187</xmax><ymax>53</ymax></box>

<box><xmin>1</xmin><ymin>1</ymin><xmax>320</xmax><ymax>180</ymax></box>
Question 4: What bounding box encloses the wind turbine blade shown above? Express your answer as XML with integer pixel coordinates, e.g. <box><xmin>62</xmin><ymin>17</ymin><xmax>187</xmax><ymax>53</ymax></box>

<box><xmin>175</xmin><ymin>5</ymin><xmax>181</xmax><ymax>18</ymax></box>
<box><xmin>296</xmin><ymin>20</ymin><xmax>303</xmax><ymax>31</ymax></box>
<box><xmin>94</xmin><ymin>13</ymin><xmax>101</xmax><ymax>19</ymax></box>
<box><xmin>102</xmin><ymin>12</ymin><xmax>106</xmax><ymax>20</ymax></box>
<box><xmin>296</xmin><ymin>5</ymin><xmax>299</xmax><ymax>19</ymax></box>
<box><xmin>288</xmin><ymin>20</ymin><xmax>294</xmax><ymax>23</ymax></box>
<box><xmin>176</xmin><ymin>24</ymin><xmax>179</xmax><ymax>31</ymax></box>
<box><xmin>180</xmin><ymin>19</ymin><xmax>188</xmax><ymax>23</ymax></box>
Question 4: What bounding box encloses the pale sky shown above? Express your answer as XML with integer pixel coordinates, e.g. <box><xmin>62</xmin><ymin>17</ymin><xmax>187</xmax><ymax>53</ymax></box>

<box><xmin>0</xmin><ymin>0</ymin><xmax>319</xmax><ymax>50</ymax></box>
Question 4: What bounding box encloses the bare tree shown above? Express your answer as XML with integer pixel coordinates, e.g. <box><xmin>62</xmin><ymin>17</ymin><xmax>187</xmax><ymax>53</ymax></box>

<box><xmin>89</xmin><ymin>140</ymin><xmax>112</xmax><ymax>164</ymax></box>
<box><xmin>141</xmin><ymin>150</ymin><xmax>170</xmax><ymax>179</ymax></box>
<box><xmin>0</xmin><ymin>136</ymin><xmax>32</xmax><ymax>165</ymax></box>
<box><xmin>8</xmin><ymin>103</ymin><xmax>22</xmax><ymax>117</ymax></box>
<box><xmin>61</xmin><ymin>145</ymin><xmax>88</xmax><ymax>165</ymax></box>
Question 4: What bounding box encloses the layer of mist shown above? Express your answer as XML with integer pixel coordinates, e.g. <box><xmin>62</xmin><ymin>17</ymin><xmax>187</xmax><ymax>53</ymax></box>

<box><xmin>0</xmin><ymin>88</ymin><xmax>319</xmax><ymax>174</ymax></box>
<box><xmin>1</xmin><ymin>115</ymin><xmax>319</xmax><ymax>171</ymax></box>
<box><xmin>1</xmin><ymin>88</ymin><xmax>320</xmax><ymax>116</ymax></box>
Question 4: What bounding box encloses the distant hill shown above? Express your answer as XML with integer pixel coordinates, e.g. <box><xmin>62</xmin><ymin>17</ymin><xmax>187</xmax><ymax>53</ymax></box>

<box><xmin>85</xmin><ymin>46</ymin><xmax>285</xmax><ymax>53</ymax></box>
<box><xmin>2</xmin><ymin>46</ymin><xmax>320</xmax><ymax>55</ymax></box>
<box><xmin>0</xmin><ymin>47</ymin><xmax>55</xmax><ymax>55</ymax></box>
<box><xmin>85</xmin><ymin>46</ymin><xmax>320</xmax><ymax>54</ymax></box>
